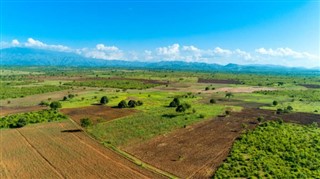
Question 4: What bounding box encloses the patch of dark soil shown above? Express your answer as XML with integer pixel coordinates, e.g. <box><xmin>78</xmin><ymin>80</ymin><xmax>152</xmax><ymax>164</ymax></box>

<box><xmin>198</xmin><ymin>78</ymin><xmax>241</xmax><ymax>84</ymax></box>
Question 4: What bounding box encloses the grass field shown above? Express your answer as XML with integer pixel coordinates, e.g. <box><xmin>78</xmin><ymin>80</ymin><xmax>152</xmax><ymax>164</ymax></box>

<box><xmin>1</xmin><ymin>66</ymin><xmax>319</xmax><ymax>178</ymax></box>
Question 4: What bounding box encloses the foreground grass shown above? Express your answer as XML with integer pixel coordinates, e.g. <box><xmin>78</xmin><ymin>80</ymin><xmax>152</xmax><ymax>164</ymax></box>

<box><xmin>214</xmin><ymin>121</ymin><xmax>320</xmax><ymax>178</ymax></box>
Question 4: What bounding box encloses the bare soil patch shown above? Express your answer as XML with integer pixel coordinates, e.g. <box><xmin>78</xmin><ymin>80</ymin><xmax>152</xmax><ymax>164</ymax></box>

<box><xmin>198</xmin><ymin>78</ymin><xmax>241</xmax><ymax>84</ymax></box>
<box><xmin>0</xmin><ymin>106</ymin><xmax>47</xmax><ymax>117</ymax></box>
<box><xmin>125</xmin><ymin>108</ymin><xmax>320</xmax><ymax>178</ymax></box>
<box><xmin>61</xmin><ymin>105</ymin><xmax>137</xmax><ymax>125</ymax></box>
<box><xmin>0</xmin><ymin>120</ymin><xmax>162</xmax><ymax>178</ymax></box>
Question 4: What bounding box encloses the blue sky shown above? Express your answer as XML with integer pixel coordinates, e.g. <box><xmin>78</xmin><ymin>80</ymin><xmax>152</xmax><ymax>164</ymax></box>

<box><xmin>1</xmin><ymin>0</ymin><xmax>319</xmax><ymax>67</ymax></box>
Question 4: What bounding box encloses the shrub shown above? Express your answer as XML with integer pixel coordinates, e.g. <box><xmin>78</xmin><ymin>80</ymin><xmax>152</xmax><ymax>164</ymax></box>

<box><xmin>210</xmin><ymin>99</ymin><xmax>216</xmax><ymax>104</ymax></box>
<box><xmin>128</xmin><ymin>100</ymin><xmax>137</xmax><ymax>108</ymax></box>
<box><xmin>100</xmin><ymin>96</ymin><xmax>109</xmax><ymax>105</ymax></box>
<box><xmin>205</xmin><ymin>87</ymin><xmax>210</xmax><ymax>91</ymax></box>
<box><xmin>176</xmin><ymin>103</ymin><xmax>191</xmax><ymax>113</ymax></box>
<box><xmin>62</xmin><ymin>96</ymin><xmax>68</xmax><ymax>101</ymax></box>
<box><xmin>50</xmin><ymin>101</ymin><xmax>62</xmax><ymax>110</ymax></box>
<box><xmin>118</xmin><ymin>100</ymin><xmax>128</xmax><ymax>108</ymax></box>
<box><xmin>80</xmin><ymin>118</ymin><xmax>92</xmax><ymax>127</ymax></box>
<box><xmin>225</xmin><ymin>110</ymin><xmax>231</xmax><ymax>115</ymax></box>
<box><xmin>169</xmin><ymin>98</ymin><xmax>180</xmax><ymax>107</ymax></box>
<box><xmin>276</xmin><ymin>108</ymin><xmax>283</xmax><ymax>114</ymax></box>
<box><xmin>39</xmin><ymin>101</ymin><xmax>49</xmax><ymax>106</ymax></box>
<box><xmin>199</xmin><ymin>114</ymin><xmax>205</xmax><ymax>118</ymax></box>
<box><xmin>287</xmin><ymin>105</ymin><xmax>293</xmax><ymax>111</ymax></box>
<box><xmin>136</xmin><ymin>100</ymin><xmax>143</xmax><ymax>106</ymax></box>
<box><xmin>273</xmin><ymin>100</ymin><xmax>278</xmax><ymax>106</ymax></box>
<box><xmin>257</xmin><ymin>116</ymin><xmax>264</xmax><ymax>123</ymax></box>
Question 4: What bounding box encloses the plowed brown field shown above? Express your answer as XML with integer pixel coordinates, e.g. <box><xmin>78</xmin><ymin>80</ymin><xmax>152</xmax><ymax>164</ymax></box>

<box><xmin>0</xmin><ymin>120</ymin><xmax>162</xmax><ymax>179</ymax></box>
<box><xmin>125</xmin><ymin>109</ymin><xmax>320</xmax><ymax>178</ymax></box>
<box><xmin>61</xmin><ymin>105</ymin><xmax>137</xmax><ymax>125</ymax></box>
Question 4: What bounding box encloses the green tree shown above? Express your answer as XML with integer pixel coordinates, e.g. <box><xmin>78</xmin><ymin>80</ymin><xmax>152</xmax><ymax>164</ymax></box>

<box><xmin>128</xmin><ymin>100</ymin><xmax>137</xmax><ymax>108</ymax></box>
<box><xmin>100</xmin><ymin>96</ymin><xmax>109</xmax><ymax>105</ymax></box>
<box><xmin>225</xmin><ymin>92</ymin><xmax>233</xmax><ymax>100</ymax></box>
<box><xmin>118</xmin><ymin>100</ymin><xmax>128</xmax><ymax>108</ymax></box>
<box><xmin>50</xmin><ymin>101</ymin><xmax>62</xmax><ymax>110</ymax></box>
<box><xmin>169</xmin><ymin>98</ymin><xmax>180</xmax><ymax>107</ymax></box>
<box><xmin>80</xmin><ymin>118</ymin><xmax>92</xmax><ymax>127</ymax></box>
<box><xmin>210</xmin><ymin>99</ymin><xmax>216</xmax><ymax>104</ymax></box>
<box><xmin>273</xmin><ymin>100</ymin><xmax>278</xmax><ymax>106</ymax></box>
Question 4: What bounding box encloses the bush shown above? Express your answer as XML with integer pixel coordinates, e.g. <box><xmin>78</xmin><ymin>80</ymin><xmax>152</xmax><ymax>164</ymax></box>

<box><xmin>257</xmin><ymin>116</ymin><xmax>264</xmax><ymax>123</ymax></box>
<box><xmin>63</xmin><ymin>96</ymin><xmax>68</xmax><ymax>101</ymax></box>
<box><xmin>50</xmin><ymin>101</ymin><xmax>62</xmax><ymax>110</ymax></box>
<box><xmin>210</xmin><ymin>99</ymin><xmax>216</xmax><ymax>104</ymax></box>
<box><xmin>100</xmin><ymin>96</ymin><xmax>109</xmax><ymax>105</ymax></box>
<box><xmin>205</xmin><ymin>87</ymin><xmax>210</xmax><ymax>91</ymax></box>
<box><xmin>273</xmin><ymin>100</ymin><xmax>278</xmax><ymax>106</ymax></box>
<box><xmin>128</xmin><ymin>100</ymin><xmax>137</xmax><ymax>108</ymax></box>
<box><xmin>118</xmin><ymin>100</ymin><xmax>128</xmax><ymax>108</ymax></box>
<box><xmin>225</xmin><ymin>110</ymin><xmax>231</xmax><ymax>115</ymax></box>
<box><xmin>287</xmin><ymin>105</ymin><xmax>293</xmax><ymax>111</ymax></box>
<box><xmin>39</xmin><ymin>101</ymin><xmax>49</xmax><ymax>106</ymax></box>
<box><xmin>176</xmin><ymin>103</ymin><xmax>191</xmax><ymax>113</ymax></box>
<box><xmin>80</xmin><ymin>118</ymin><xmax>92</xmax><ymax>127</ymax></box>
<box><xmin>199</xmin><ymin>114</ymin><xmax>205</xmax><ymax>118</ymax></box>
<box><xmin>169</xmin><ymin>98</ymin><xmax>180</xmax><ymax>107</ymax></box>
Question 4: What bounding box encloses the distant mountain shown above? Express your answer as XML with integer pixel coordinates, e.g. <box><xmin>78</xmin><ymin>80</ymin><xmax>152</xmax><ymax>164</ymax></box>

<box><xmin>1</xmin><ymin>47</ymin><xmax>319</xmax><ymax>74</ymax></box>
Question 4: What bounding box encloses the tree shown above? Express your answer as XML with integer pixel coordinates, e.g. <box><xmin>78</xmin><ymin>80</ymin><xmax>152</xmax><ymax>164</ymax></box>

<box><xmin>225</xmin><ymin>92</ymin><xmax>233</xmax><ymax>100</ymax></box>
<box><xmin>210</xmin><ymin>99</ymin><xmax>216</xmax><ymax>104</ymax></box>
<box><xmin>100</xmin><ymin>96</ymin><xmax>109</xmax><ymax>105</ymax></box>
<box><xmin>205</xmin><ymin>87</ymin><xmax>210</xmax><ymax>91</ymax></box>
<box><xmin>176</xmin><ymin>103</ymin><xmax>191</xmax><ymax>113</ymax></box>
<box><xmin>287</xmin><ymin>105</ymin><xmax>293</xmax><ymax>111</ymax></box>
<box><xmin>50</xmin><ymin>101</ymin><xmax>62</xmax><ymax>110</ymax></box>
<box><xmin>118</xmin><ymin>100</ymin><xmax>128</xmax><ymax>108</ymax></box>
<box><xmin>273</xmin><ymin>100</ymin><xmax>278</xmax><ymax>106</ymax></box>
<box><xmin>80</xmin><ymin>118</ymin><xmax>92</xmax><ymax>127</ymax></box>
<box><xmin>176</xmin><ymin>105</ymin><xmax>186</xmax><ymax>113</ymax></box>
<box><xmin>169</xmin><ymin>98</ymin><xmax>180</xmax><ymax>107</ymax></box>
<box><xmin>128</xmin><ymin>100</ymin><xmax>137</xmax><ymax>108</ymax></box>
<box><xmin>63</xmin><ymin>96</ymin><xmax>68</xmax><ymax>101</ymax></box>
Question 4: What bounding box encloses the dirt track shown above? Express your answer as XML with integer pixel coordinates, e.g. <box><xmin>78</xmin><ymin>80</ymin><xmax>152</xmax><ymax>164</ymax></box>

<box><xmin>0</xmin><ymin>120</ymin><xmax>163</xmax><ymax>179</ymax></box>
<box><xmin>125</xmin><ymin>108</ymin><xmax>320</xmax><ymax>178</ymax></box>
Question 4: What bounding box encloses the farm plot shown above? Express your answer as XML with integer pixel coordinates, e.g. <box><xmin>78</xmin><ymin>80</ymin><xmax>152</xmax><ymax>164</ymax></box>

<box><xmin>125</xmin><ymin>108</ymin><xmax>320</xmax><ymax>178</ymax></box>
<box><xmin>0</xmin><ymin>120</ymin><xmax>162</xmax><ymax>179</ymax></box>
<box><xmin>61</xmin><ymin>105</ymin><xmax>137</xmax><ymax>125</ymax></box>
<box><xmin>0</xmin><ymin>106</ymin><xmax>47</xmax><ymax>117</ymax></box>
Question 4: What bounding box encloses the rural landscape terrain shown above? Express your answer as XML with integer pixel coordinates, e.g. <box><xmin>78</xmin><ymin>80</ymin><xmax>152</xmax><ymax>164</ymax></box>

<box><xmin>1</xmin><ymin>65</ymin><xmax>319</xmax><ymax>178</ymax></box>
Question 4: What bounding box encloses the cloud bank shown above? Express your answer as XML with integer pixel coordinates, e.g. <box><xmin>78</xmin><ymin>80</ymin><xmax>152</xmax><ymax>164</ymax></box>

<box><xmin>1</xmin><ymin>38</ymin><xmax>319</xmax><ymax>68</ymax></box>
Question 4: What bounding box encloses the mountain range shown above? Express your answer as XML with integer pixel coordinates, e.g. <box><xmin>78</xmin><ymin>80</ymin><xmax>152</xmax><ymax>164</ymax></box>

<box><xmin>1</xmin><ymin>47</ymin><xmax>319</xmax><ymax>74</ymax></box>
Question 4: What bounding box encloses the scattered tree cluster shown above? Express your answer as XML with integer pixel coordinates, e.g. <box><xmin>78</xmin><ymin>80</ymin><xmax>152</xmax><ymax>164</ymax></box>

<box><xmin>0</xmin><ymin>110</ymin><xmax>67</xmax><ymax>128</ymax></box>
<box><xmin>118</xmin><ymin>100</ymin><xmax>143</xmax><ymax>108</ymax></box>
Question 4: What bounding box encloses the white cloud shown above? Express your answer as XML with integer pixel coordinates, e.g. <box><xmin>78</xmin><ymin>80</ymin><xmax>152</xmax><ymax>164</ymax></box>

<box><xmin>255</xmin><ymin>47</ymin><xmax>317</xmax><ymax>59</ymax></box>
<box><xmin>24</xmin><ymin>38</ymin><xmax>71</xmax><ymax>52</ymax></box>
<box><xmin>235</xmin><ymin>49</ymin><xmax>252</xmax><ymax>61</ymax></box>
<box><xmin>214</xmin><ymin>47</ymin><xmax>232</xmax><ymax>55</ymax></box>
<box><xmin>157</xmin><ymin>43</ymin><xmax>180</xmax><ymax>60</ymax></box>
<box><xmin>82</xmin><ymin>43</ymin><xmax>124</xmax><ymax>60</ymax></box>
<box><xmin>11</xmin><ymin>39</ymin><xmax>20</xmax><ymax>46</ymax></box>
<box><xmin>96</xmin><ymin>44</ymin><xmax>119</xmax><ymax>51</ymax></box>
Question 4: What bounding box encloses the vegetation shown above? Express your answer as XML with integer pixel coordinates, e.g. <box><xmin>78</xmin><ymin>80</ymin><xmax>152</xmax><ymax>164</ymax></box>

<box><xmin>0</xmin><ymin>110</ymin><xmax>67</xmax><ymax>128</ymax></box>
<box><xmin>169</xmin><ymin>98</ymin><xmax>180</xmax><ymax>107</ymax></box>
<box><xmin>100</xmin><ymin>96</ymin><xmax>109</xmax><ymax>105</ymax></box>
<box><xmin>50</xmin><ymin>101</ymin><xmax>62</xmax><ymax>110</ymax></box>
<box><xmin>64</xmin><ymin>79</ymin><xmax>159</xmax><ymax>89</ymax></box>
<box><xmin>80</xmin><ymin>118</ymin><xmax>92</xmax><ymax>127</ymax></box>
<box><xmin>0</xmin><ymin>85</ymin><xmax>70</xmax><ymax>100</ymax></box>
<box><xmin>214</xmin><ymin>121</ymin><xmax>320</xmax><ymax>178</ymax></box>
